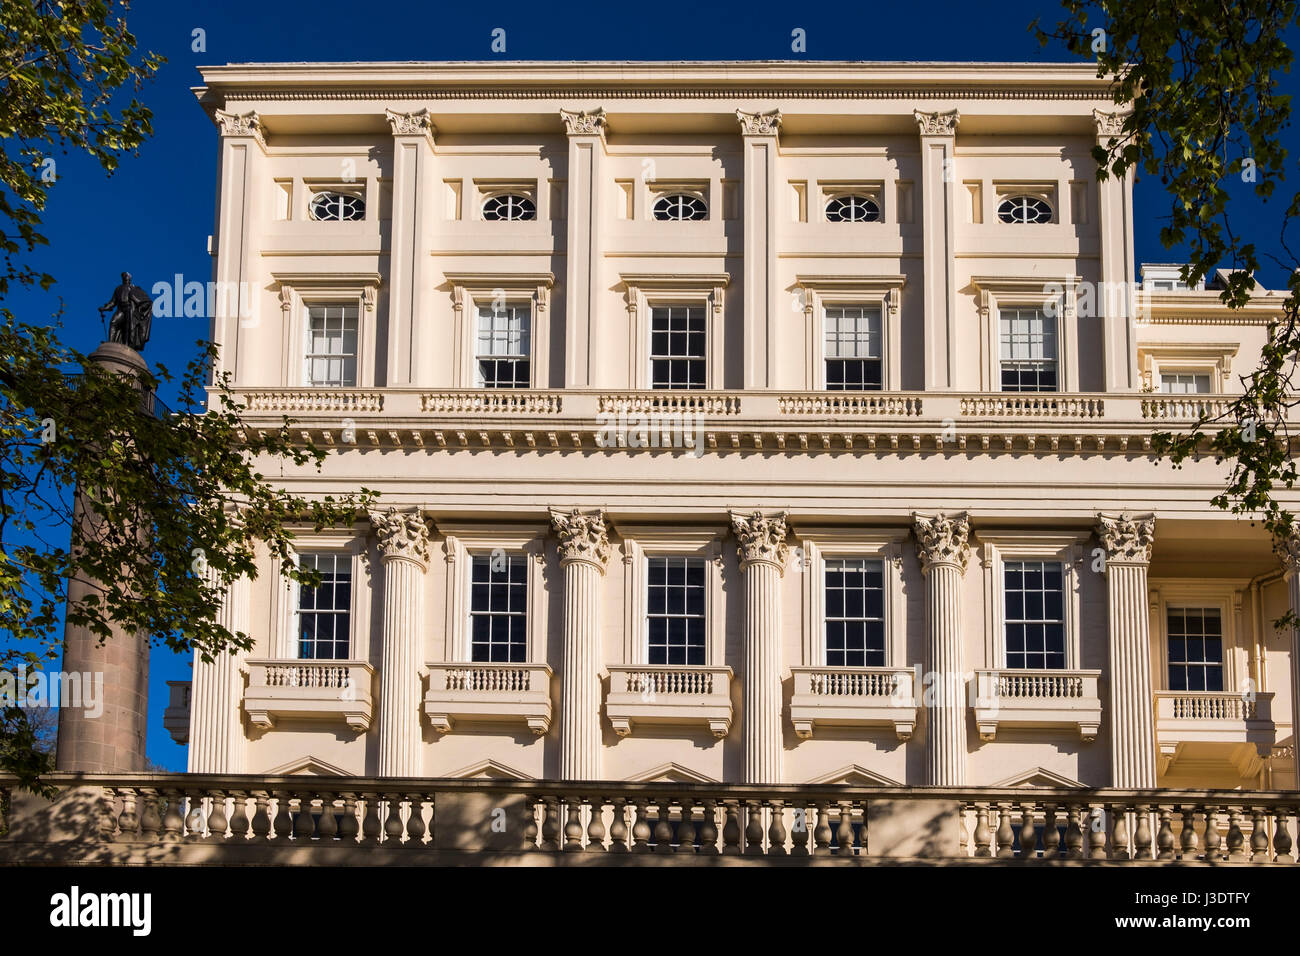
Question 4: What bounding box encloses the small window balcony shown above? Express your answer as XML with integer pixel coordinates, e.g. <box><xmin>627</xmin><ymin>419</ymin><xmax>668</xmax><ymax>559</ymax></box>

<box><xmin>972</xmin><ymin>668</ymin><xmax>1102</xmax><ymax>741</ymax></box>
<box><xmin>1155</xmin><ymin>691</ymin><xmax>1276</xmax><ymax>777</ymax></box>
<box><xmin>789</xmin><ymin>666</ymin><xmax>918</xmax><ymax>741</ymax></box>
<box><xmin>605</xmin><ymin>665</ymin><xmax>733</xmax><ymax>738</ymax></box>
<box><xmin>422</xmin><ymin>662</ymin><xmax>553</xmax><ymax>735</ymax></box>
<box><xmin>243</xmin><ymin>659</ymin><xmax>374</xmax><ymax>733</ymax></box>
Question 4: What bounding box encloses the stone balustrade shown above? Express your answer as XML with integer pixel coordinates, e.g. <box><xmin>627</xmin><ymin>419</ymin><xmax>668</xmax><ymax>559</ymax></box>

<box><xmin>605</xmin><ymin>665</ymin><xmax>734</xmax><ymax>738</ymax></box>
<box><xmin>2</xmin><ymin>775</ymin><xmax>1296</xmax><ymax>865</ymax></box>
<box><xmin>1154</xmin><ymin>691</ymin><xmax>1276</xmax><ymax>774</ymax></box>
<box><xmin>789</xmin><ymin>666</ymin><xmax>918</xmax><ymax>740</ymax></box>
<box><xmin>422</xmin><ymin>662</ymin><xmax>553</xmax><ymax>735</ymax></box>
<box><xmin>973</xmin><ymin>668</ymin><xmax>1102</xmax><ymax>742</ymax></box>
<box><xmin>242</xmin><ymin>659</ymin><xmax>374</xmax><ymax>733</ymax></box>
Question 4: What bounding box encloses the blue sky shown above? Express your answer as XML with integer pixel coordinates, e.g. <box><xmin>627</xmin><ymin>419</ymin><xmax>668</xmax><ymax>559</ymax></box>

<box><xmin>9</xmin><ymin>0</ymin><xmax>1295</xmax><ymax>769</ymax></box>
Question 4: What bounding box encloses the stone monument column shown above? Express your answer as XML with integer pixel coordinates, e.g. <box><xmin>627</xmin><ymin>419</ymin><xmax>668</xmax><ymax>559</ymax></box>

<box><xmin>56</xmin><ymin>341</ymin><xmax>154</xmax><ymax>773</ymax></box>
<box><xmin>551</xmin><ymin>509</ymin><xmax>610</xmax><ymax>780</ymax></box>
<box><xmin>732</xmin><ymin>511</ymin><xmax>789</xmax><ymax>784</ymax></box>
<box><xmin>1096</xmin><ymin>512</ymin><xmax>1158</xmax><ymax>788</ymax></box>
<box><xmin>371</xmin><ymin>508</ymin><xmax>431</xmax><ymax>777</ymax></box>
<box><xmin>913</xmin><ymin>511</ymin><xmax>971</xmax><ymax>786</ymax></box>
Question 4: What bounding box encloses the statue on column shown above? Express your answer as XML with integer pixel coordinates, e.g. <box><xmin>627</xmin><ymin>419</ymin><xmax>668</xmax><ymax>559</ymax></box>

<box><xmin>98</xmin><ymin>272</ymin><xmax>154</xmax><ymax>351</ymax></box>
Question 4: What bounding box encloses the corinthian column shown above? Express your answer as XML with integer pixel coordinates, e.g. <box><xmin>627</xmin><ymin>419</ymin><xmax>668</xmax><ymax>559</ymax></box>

<box><xmin>371</xmin><ymin>508</ymin><xmax>431</xmax><ymax>777</ymax></box>
<box><xmin>914</xmin><ymin>512</ymin><xmax>971</xmax><ymax>786</ymax></box>
<box><xmin>551</xmin><ymin>509</ymin><xmax>610</xmax><ymax>780</ymax></box>
<box><xmin>731</xmin><ymin>510</ymin><xmax>789</xmax><ymax>784</ymax></box>
<box><xmin>1096</xmin><ymin>512</ymin><xmax>1157</xmax><ymax>787</ymax></box>
<box><xmin>1277</xmin><ymin>534</ymin><xmax>1300</xmax><ymax>777</ymax></box>
<box><xmin>188</xmin><ymin>572</ymin><xmax>250</xmax><ymax>773</ymax></box>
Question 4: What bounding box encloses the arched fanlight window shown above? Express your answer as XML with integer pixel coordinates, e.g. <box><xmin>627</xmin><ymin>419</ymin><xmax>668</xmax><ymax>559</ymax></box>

<box><xmin>997</xmin><ymin>195</ymin><xmax>1053</xmax><ymax>224</ymax></box>
<box><xmin>482</xmin><ymin>194</ymin><xmax>537</xmax><ymax>221</ymax></box>
<box><xmin>652</xmin><ymin>194</ymin><xmax>708</xmax><ymax>221</ymax></box>
<box><xmin>309</xmin><ymin>192</ymin><xmax>365</xmax><ymax>222</ymax></box>
<box><xmin>825</xmin><ymin>195</ymin><xmax>881</xmax><ymax>223</ymax></box>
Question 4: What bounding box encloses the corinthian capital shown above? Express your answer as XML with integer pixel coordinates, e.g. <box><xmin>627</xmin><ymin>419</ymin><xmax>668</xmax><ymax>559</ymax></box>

<box><xmin>214</xmin><ymin>109</ymin><xmax>266</xmax><ymax>148</ymax></box>
<box><xmin>1095</xmin><ymin>512</ymin><xmax>1155</xmax><ymax>565</ymax></box>
<box><xmin>386</xmin><ymin>107</ymin><xmax>437</xmax><ymax>142</ymax></box>
<box><xmin>550</xmin><ymin>508</ymin><xmax>611</xmax><ymax>571</ymax></box>
<box><xmin>1275</xmin><ymin>531</ymin><xmax>1300</xmax><ymax>575</ymax></box>
<box><xmin>1092</xmin><ymin>109</ymin><xmax>1129</xmax><ymax>139</ymax></box>
<box><xmin>730</xmin><ymin>511</ymin><xmax>790</xmax><ymax>570</ymax></box>
<box><xmin>913</xmin><ymin>109</ymin><xmax>959</xmax><ymax>136</ymax></box>
<box><xmin>369</xmin><ymin>507</ymin><xmax>431</xmax><ymax>565</ymax></box>
<box><xmin>913</xmin><ymin>512</ymin><xmax>971</xmax><ymax>572</ymax></box>
<box><xmin>735</xmin><ymin>109</ymin><xmax>782</xmax><ymax>136</ymax></box>
<box><xmin>560</xmin><ymin>108</ymin><xmax>608</xmax><ymax>137</ymax></box>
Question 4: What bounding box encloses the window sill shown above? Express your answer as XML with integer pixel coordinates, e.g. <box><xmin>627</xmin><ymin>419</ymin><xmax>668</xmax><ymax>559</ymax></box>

<box><xmin>972</xmin><ymin>668</ymin><xmax>1101</xmax><ymax>742</ymax></box>
<box><xmin>790</xmin><ymin>666</ymin><xmax>918</xmax><ymax>741</ymax></box>
<box><xmin>422</xmin><ymin>662</ymin><xmax>553</xmax><ymax>736</ymax></box>
<box><xmin>242</xmin><ymin>659</ymin><xmax>374</xmax><ymax>734</ymax></box>
<box><xmin>605</xmin><ymin>665</ymin><xmax>733</xmax><ymax>738</ymax></box>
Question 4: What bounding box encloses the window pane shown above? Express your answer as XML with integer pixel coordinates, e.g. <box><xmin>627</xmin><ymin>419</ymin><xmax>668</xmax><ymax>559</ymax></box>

<box><xmin>1166</xmin><ymin>608</ymin><xmax>1224</xmax><ymax>692</ymax></box>
<box><xmin>999</xmin><ymin>308</ymin><xmax>1058</xmax><ymax>393</ymax></box>
<box><xmin>650</xmin><ymin>306</ymin><xmax>707</xmax><ymax>389</ymax></box>
<box><xmin>469</xmin><ymin>554</ymin><xmax>528</xmax><ymax>662</ymax></box>
<box><xmin>1003</xmin><ymin>560</ymin><xmax>1065</xmax><ymax>669</ymax></box>
<box><xmin>646</xmin><ymin>556</ymin><xmax>707</xmax><ymax>665</ymax></box>
<box><xmin>304</xmin><ymin>304</ymin><xmax>359</xmax><ymax>387</ymax></box>
<box><xmin>297</xmin><ymin>552</ymin><xmax>351</xmax><ymax>659</ymax></box>
<box><xmin>822</xmin><ymin>558</ymin><xmax>887</xmax><ymax>667</ymax></box>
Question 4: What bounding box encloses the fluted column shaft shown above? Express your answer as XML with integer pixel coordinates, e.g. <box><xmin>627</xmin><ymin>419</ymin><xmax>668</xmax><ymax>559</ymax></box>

<box><xmin>371</xmin><ymin>508</ymin><xmax>430</xmax><ymax>778</ymax></box>
<box><xmin>188</xmin><ymin>574</ymin><xmax>250</xmax><ymax>773</ymax></box>
<box><xmin>559</xmin><ymin>557</ymin><xmax>603</xmax><ymax>779</ymax></box>
<box><xmin>925</xmin><ymin>561</ymin><xmax>967</xmax><ymax>785</ymax></box>
<box><xmin>1286</xmin><ymin>568</ymin><xmax>1300</xmax><ymax>775</ymax></box>
<box><xmin>742</xmin><ymin>559</ymin><xmax>783</xmax><ymax>784</ymax></box>
<box><xmin>1097</xmin><ymin>512</ymin><xmax>1157</xmax><ymax>788</ymax></box>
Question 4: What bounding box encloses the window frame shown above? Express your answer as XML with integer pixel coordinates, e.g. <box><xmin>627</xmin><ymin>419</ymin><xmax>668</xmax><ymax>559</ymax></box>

<box><xmin>822</xmin><ymin>302</ymin><xmax>885</xmax><ymax>392</ymax></box>
<box><xmin>1137</xmin><ymin>344</ymin><xmax>1237</xmax><ymax>394</ymax></box>
<box><xmin>437</xmin><ymin>522</ymin><xmax>550</xmax><ymax>665</ymax></box>
<box><xmin>977</xmin><ymin>532</ymin><xmax>1087</xmax><ymax>671</ymax></box>
<box><xmin>270</xmin><ymin>528</ymin><xmax>372</xmax><ymax>662</ymax></box>
<box><xmin>308</xmin><ymin>190</ymin><xmax>366</xmax><ymax>222</ymax></box>
<box><xmin>648</xmin><ymin>302</ymin><xmax>709</xmax><ymax>391</ymax></box>
<box><xmin>972</xmin><ymin>276</ymin><xmax>1080</xmax><ymax>392</ymax></box>
<box><xmin>651</xmin><ymin>192</ymin><xmax>710</xmax><ymax>222</ymax></box>
<box><xmin>616</xmin><ymin>526</ymin><xmax>726</xmax><ymax>667</ymax></box>
<box><xmin>620</xmin><ymin>273</ymin><xmax>728</xmax><ymax>390</ymax></box>
<box><xmin>1149</xmin><ymin>581</ymin><xmax>1248</xmax><ymax>696</ymax></box>
<box><xmin>446</xmin><ymin>272</ymin><xmax>554</xmax><ymax>389</ymax></box>
<box><xmin>272</xmin><ymin>272</ymin><xmax>380</xmax><ymax>389</ymax></box>
<box><xmin>473</xmin><ymin>300</ymin><xmax>533</xmax><ymax>389</ymax></box>
<box><xmin>997</xmin><ymin>305</ymin><xmax>1060</xmax><ymax>394</ymax></box>
<box><xmin>796</xmin><ymin>529</ymin><xmax>908</xmax><ymax>668</ymax></box>
<box><xmin>480</xmin><ymin>192</ymin><xmax>538</xmax><ymax>222</ymax></box>
<box><xmin>795</xmin><ymin>275</ymin><xmax>905</xmax><ymax>391</ymax></box>
<box><xmin>467</xmin><ymin>552</ymin><xmax>531</xmax><ymax>663</ymax></box>
<box><xmin>302</xmin><ymin>301</ymin><xmax>361</xmax><ymax>388</ymax></box>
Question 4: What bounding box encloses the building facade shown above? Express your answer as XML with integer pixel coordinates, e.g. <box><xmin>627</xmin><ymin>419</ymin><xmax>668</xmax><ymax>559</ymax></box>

<box><xmin>176</xmin><ymin>61</ymin><xmax>1299</xmax><ymax>793</ymax></box>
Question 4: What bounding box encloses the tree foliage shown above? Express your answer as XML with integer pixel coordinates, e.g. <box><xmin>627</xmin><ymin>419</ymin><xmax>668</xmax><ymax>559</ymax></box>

<box><xmin>0</xmin><ymin>1</ymin><xmax>375</xmax><ymax>790</ymax></box>
<box><xmin>1035</xmin><ymin>2</ymin><xmax>1300</xmax><ymax>550</ymax></box>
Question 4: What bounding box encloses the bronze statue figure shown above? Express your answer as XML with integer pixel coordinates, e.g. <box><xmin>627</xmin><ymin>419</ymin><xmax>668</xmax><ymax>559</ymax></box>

<box><xmin>98</xmin><ymin>272</ymin><xmax>153</xmax><ymax>351</ymax></box>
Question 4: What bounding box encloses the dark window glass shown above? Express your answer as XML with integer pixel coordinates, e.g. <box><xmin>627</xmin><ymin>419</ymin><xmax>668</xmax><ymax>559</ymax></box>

<box><xmin>646</xmin><ymin>557</ymin><xmax>706</xmax><ymax>665</ymax></box>
<box><xmin>650</xmin><ymin>306</ymin><xmax>707</xmax><ymax>389</ymax></box>
<box><xmin>298</xmin><ymin>553</ymin><xmax>351</xmax><ymax>660</ymax></box>
<box><xmin>824</xmin><ymin>558</ymin><xmax>886</xmax><ymax>666</ymax></box>
<box><xmin>1166</xmin><ymin>608</ymin><xmax>1224</xmax><ymax>692</ymax></box>
<box><xmin>1004</xmin><ymin>560</ymin><xmax>1065</xmax><ymax>669</ymax></box>
<box><xmin>470</xmin><ymin>554</ymin><xmax>528</xmax><ymax>662</ymax></box>
<box><xmin>652</xmin><ymin>194</ymin><xmax>708</xmax><ymax>221</ymax></box>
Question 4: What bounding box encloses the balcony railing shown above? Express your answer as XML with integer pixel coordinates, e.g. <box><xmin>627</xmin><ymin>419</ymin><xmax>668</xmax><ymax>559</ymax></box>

<box><xmin>789</xmin><ymin>666</ymin><xmax>917</xmax><ymax>740</ymax></box>
<box><xmin>4</xmin><ymin>774</ymin><xmax>1296</xmax><ymax>865</ymax></box>
<box><xmin>422</xmin><ymin>662</ymin><xmax>552</xmax><ymax>735</ymax></box>
<box><xmin>243</xmin><ymin>659</ymin><xmax>375</xmax><ymax>733</ymax></box>
<box><xmin>973</xmin><ymin>668</ymin><xmax>1102</xmax><ymax>741</ymax></box>
<box><xmin>1154</xmin><ymin>691</ymin><xmax>1276</xmax><ymax>776</ymax></box>
<box><xmin>605</xmin><ymin>665</ymin><xmax>733</xmax><ymax>738</ymax></box>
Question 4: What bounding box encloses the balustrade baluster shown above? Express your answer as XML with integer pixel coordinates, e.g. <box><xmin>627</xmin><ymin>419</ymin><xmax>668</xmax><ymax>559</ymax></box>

<box><xmin>1273</xmin><ymin>808</ymin><xmax>1294</xmax><ymax>864</ymax></box>
<box><xmin>521</xmin><ymin>796</ymin><xmax>540</xmax><ymax>850</ymax></box>
<box><xmin>767</xmin><ymin>799</ymin><xmax>788</xmax><ymax>857</ymax></box>
<box><xmin>995</xmin><ymin>804</ymin><xmax>1015</xmax><ymax>859</ymax></box>
<box><xmin>790</xmin><ymin>802</ymin><xmax>810</xmax><ymax>856</ymax></box>
<box><xmin>1203</xmin><ymin>807</ymin><xmax>1222</xmax><ymax>861</ymax></box>
<box><xmin>1109</xmin><ymin>804</ymin><xmax>1131</xmax><ymax>861</ymax></box>
<box><xmin>631</xmin><ymin>799</ymin><xmax>652</xmax><ymax>853</ymax></box>
<box><xmin>1226</xmin><ymin>807</ymin><xmax>1246</xmax><ymax>861</ymax></box>
<box><xmin>206</xmin><ymin>790</ymin><xmax>230</xmax><ymax>841</ymax></box>
<box><xmin>564</xmin><ymin>801</ymin><xmax>584</xmax><ymax>852</ymax></box>
<box><xmin>116</xmin><ymin>789</ymin><xmax>139</xmax><ymax>842</ymax></box>
<box><xmin>1087</xmin><ymin>806</ymin><xmax>1107</xmax><ymax>860</ymax></box>
<box><xmin>721</xmin><ymin>801</ymin><xmax>741</xmax><ymax>855</ymax></box>
<box><xmin>249</xmin><ymin>792</ymin><xmax>271</xmax><ymax>842</ymax></box>
<box><xmin>1156</xmin><ymin>807</ymin><xmax>1175</xmax><ymax>861</ymax></box>
<box><xmin>271</xmin><ymin>792</ymin><xmax>292</xmax><ymax>842</ymax></box>
<box><xmin>835</xmin><ymin>801</ymin><xmax>855</xmax><ymax>858</ymax></box>
<box><xmin>585</xmin><ymin>797</ymin><xmax>606</xmax><ymax>852</ymax></box>
<box><xmin>139</xmin><ymin>789</ymin><xmax>161</xmax><ymax>843</ymax></box>
<box><xmin>541</xmin><ymin>797</ymin><xmax>561</xmax><ymax>851</ymax></box>
<box><xmin>745</xmin><ymin>800</ymin><xmax>766</xmax><ymax>856</ymax></box>
<box><xmin>1178</xmin><ymin>806</ymin><xmax>1198</xmax><ymax>862</ymax></box>
<box><xmin>1250</xmin><ymin>808</ymin><xmax>1270</xmax><ymax>863</ymax></box>
<box><xmin>1019</xmin><ymin>805</ymin><xmax>1037</xmax><ymax>860</ymax></box>
<box><xmin>338</xmin><ymin>794</ymin><xmax>359</xmax><ymax>843</ymax></box>
<box><xmin>186</xmin><ymin>798</ymin><xmax>207</xmax><ymax>840</ymax></box>
<box><xmin>293</xmin><ymin>794</ymin><xmax>316</xmax><ymax>841</ymax></box>
<box><xmin>607</xmin><ymin>798</ymin><xmax>627</xmax><ymax>853</ymax></box>
<box><xmin>360</xmin><ymin>795</ymin><xmax>382</xmax><ymax>845</ymax></box>
<box><xmin>653</xmin><ymin>800</ymin><xmax>674</xmax><ymax>854</ymax></box>
<box><xmin>1042</xmin><ymin>804</ymin><xmax>1059</xmax><ymax>860</ymax></box>
<box><xmin>1133</xmin><ymin>805</ymin><xmax>1152</xmax><ymax>860</ymax></box>
<box><xmin>1064</xmin><ymin>806</ymin><xmax>1084</xmax><ymax>860</ymax></box>
<box><xmin>676</xmin><ymin>799</ymin><xmax>697</xmax><ymax>854</ymax></box>
<box><xmin>973</xmin><ymin>804</ymin><xmax>992</xmax><ymax>857</ymax></box>
<box><xmin>383</xmin><ymin>794</ymin><xmax>406</xmax><ymax>846</ymax></box>
<box><xmin>698</xmin><ymin>799</ymin><xmax>719</xmax><ymax>856</ymax></box>
<box><xmin>405</xmin><ymin>795</ymin><xmax>427</xmax><ymax>847</ymax></box>
<box><xmin>161</xmin><ymin>789</ymin><xmax>184</xmax><ymax>844</ymax></box>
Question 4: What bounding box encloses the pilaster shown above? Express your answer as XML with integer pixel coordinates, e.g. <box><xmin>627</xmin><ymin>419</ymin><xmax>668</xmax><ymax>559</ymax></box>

<box><xmin>561</xmin><ymin>108</ymin><xmax>608</xmax><ymax>387</ymax></box>
<box><xmin>737</xmin><ymin>110</ymin><xmax>782</xmax><ymax>389</ymax></box>
<box><xmin>1093</xmin><ymin>109</ymin><xmax>1138</xmax><ymax>391</ymax></box>
<box><xmin>914</xmin><ymin>109</ymin><xmax>959</xmax><ymax>390</ymax></box>
<box><xmin>386</xmin><ymin>109</ymin><xmax>437</xmax><ymax>386</ymax></box>
<box><xmin>188</xmin><ymin>572</ymin><xmax>250</xmax><ymax>774</ymax></box>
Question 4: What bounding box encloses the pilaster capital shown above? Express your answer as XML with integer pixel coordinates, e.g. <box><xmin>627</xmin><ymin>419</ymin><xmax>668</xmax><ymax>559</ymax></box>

<box><xmin>730</xmin><ymin>510</ymin><xmax>790</xmax><ymax>571</ymax></box>
<box><xmin>560</xmin><ymin>107</ymin><xmax>608</xmax><ymax>137</ymax></box>
<box><xmin>912</xmin><ymin>511</ymin><xmax>971</xmax><ymax>573</ymax></box>
<box><xmin>735</xmin><ymin>108</ymin><xmax>782</xmax><ymax>137</ymax></box>
<box><xmin>913</xmin><ymin>108</ymin><xmax>960</xmax><ymax>136</ymax></box>
<box><xmin>385</xmin><ymin>108</ymin><xmax>437</xmax><ymax>144</ymax></box>
<box><xmin>1095</xmin><ymin>511</ymin><xmax>1155</xmax><ymax>566</ymax></box>
<box><xmin>1275</xmin><ymin>531</ymin><xmax>1300</xmax><ymax>576</ymax></box>
<box><xmin>1092</xmin><ymin>109</ymin><xmax>1129</xmax><ymax>140</ymax></box>
<box><xmin>214</xmin><ymin>109</ymin><xmax>266</xmax><ymax>149</ymax></box>
<box><xmin>369</xmin><ymin>507</ymin><xmax>431</xmax><ymax>567</ymax></box>
<box><xmin>550</xmin><ymin>508</ymin><xmax>611</xmax><ymax>572</ymax></box>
